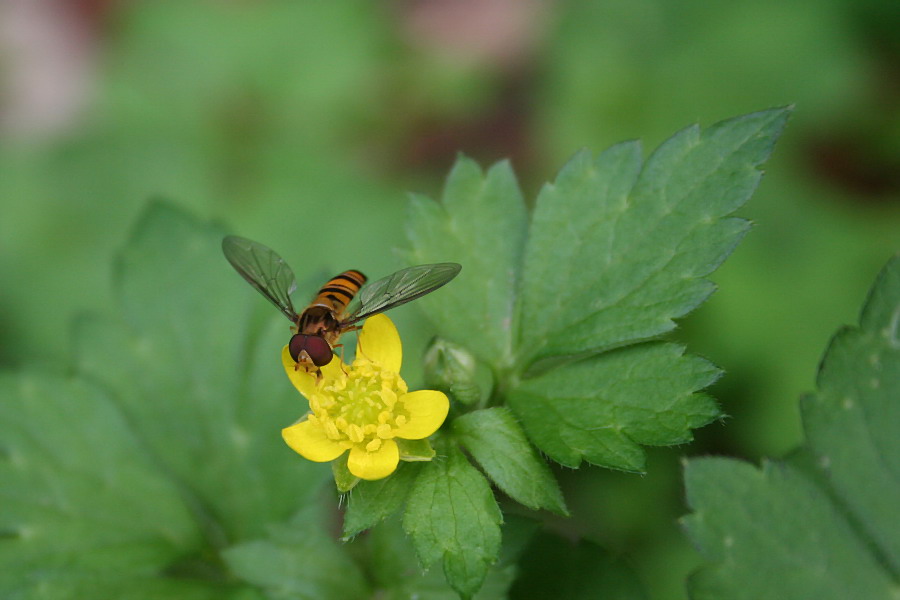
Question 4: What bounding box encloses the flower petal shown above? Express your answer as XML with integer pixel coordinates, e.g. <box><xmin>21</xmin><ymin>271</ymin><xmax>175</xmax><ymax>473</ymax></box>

<box><xmin>319</xmin><ymin>352</ymin><xmax>345</xmax><ymax>381</ymax></box>
<box><xmin>281</xmin><ymin>345</ymin><xmax>317</xmax><ymax>398</ymax></box>
<box><xmin>394</xmin><ymin>390</ymin><xmax>449</xmax><ymax>439</ymax></box>
<box><xmin>347</xmin><ymin>439</ymin><xmax>400</xmax><ymax>480</ymax></box>
<box><xmin>282</xmin><ymin>420</ymin><xmax>346</xmax><ymax>462</ymax></box>
<box><xmin>356</xmin><ymin>314</ymin><xmax>402</xmax><ymax>372</ymax></box>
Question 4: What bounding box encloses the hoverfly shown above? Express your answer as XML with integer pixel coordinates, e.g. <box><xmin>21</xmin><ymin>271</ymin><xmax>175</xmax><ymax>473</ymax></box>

<box><xmin>222</xmin><ymin>235</ymin><xmax>461</xmax><ymax>371</ymax></box>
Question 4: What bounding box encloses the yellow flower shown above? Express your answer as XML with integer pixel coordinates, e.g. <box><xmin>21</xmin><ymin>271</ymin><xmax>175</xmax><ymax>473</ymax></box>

<box><xmin>281</xmin><ymin>314</ymin><xmax>449</xmax><ymax>481</ymax></box>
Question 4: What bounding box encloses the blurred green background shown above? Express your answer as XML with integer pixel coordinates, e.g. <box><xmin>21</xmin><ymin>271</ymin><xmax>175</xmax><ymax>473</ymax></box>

<box><xmin>1</xmin><ymin>1</ymin><xmax>897</xmax><ymax>598</ymax></box>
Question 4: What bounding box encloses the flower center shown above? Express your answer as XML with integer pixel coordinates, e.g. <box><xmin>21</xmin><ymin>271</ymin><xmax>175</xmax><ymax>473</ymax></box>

<box><xmin>307</xmin><ymin>359</ymin><xmax>410</xmax><ymax>452</ymax></box>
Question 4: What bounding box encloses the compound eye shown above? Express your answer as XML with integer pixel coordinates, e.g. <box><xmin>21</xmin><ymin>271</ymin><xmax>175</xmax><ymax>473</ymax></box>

<box><xmin>289</xmin><ymin>334</ymin><xmax>334</xmax><ymax>366</ymax></box>
<box><xmin>288</xmin><ymin>334</ymin><xmax>307</xmax><ymax>363</ymax></box>
<box><xmin>305</xmin><ymin>336</ymin><xmax>333</xmax><ymax>367</ymax></box>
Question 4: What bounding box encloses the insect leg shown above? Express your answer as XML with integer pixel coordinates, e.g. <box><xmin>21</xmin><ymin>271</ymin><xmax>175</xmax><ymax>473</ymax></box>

<box><xmin>332</xmin><ymin>343</ymin><xmax>351</xmax><ymax>375</ymax></box>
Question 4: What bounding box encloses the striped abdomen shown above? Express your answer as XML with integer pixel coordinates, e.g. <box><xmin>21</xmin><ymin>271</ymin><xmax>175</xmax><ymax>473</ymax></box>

<box><xmin>297</xmin><ymin>269</ymin><xmax>367</xmax><ymax>339</ymax></box>
<box><xmin>313</xmin><ymin>269</ymin><xmax>367</xmax><ymax>314</ymax></box>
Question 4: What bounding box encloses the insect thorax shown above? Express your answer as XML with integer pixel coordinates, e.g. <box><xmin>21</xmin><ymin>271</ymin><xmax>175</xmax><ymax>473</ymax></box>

<box><xmin>298</xmin><ymin>304</ymin><xmax>341</xmax><ymax>341</ymax></box>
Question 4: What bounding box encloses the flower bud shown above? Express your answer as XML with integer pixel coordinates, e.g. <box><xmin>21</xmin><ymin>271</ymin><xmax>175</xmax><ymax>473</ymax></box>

<box><xmin>423</xmin><ymin>338</ymin><xmax>482</xmax><ymax>405</ymax></box>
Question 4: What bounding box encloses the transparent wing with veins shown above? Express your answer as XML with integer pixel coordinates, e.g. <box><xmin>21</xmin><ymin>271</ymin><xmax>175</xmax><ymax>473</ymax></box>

<box><xmin>344</xmin><ymin>263</ymin><xmax>461</xmax><ymax>325</ymax></box>
<box><xmin>222</xmin><ymin>235</ymin><xmax>299</xmax><ymax>323</ymax></box>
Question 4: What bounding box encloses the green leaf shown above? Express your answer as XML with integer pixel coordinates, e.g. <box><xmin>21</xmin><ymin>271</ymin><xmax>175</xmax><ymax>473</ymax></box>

<box><xmin>518</xmin><ymin>108</ymin><xmax>789</xmax><ymax>368</ymax></box>
<box><xmin>403</xmin><ymin>441</ymin><xmax>503</xmax><ymax>598</ymax></box>
<box><xmin>367</xmin><ymin>515</ymin><xmax>519</xmax><ymax>600</ymax></box>
<box><xmin>223</xmin><ymin>506</ymin><xmax>368</xmax><ymax>600</ymax></box>
<box><xmin>682</xmin><ymin>255</ymin><xmax>900</xmax><ymax>599</ymax></box>
<box><xmin>74</xmin><ymin>201</ymin><xmax>325</xmax><ymax>541</ymax></box>
<box><xmin>405</xmin><ymin>157</ymin><xmax>528</xmax><ymax>367</ymax></box>
<box><xmin>343</xmin><ymin>463</ymin><xmax>420</xmax><ymax>538</ymax></box>
<box><xmin>453</xmin><ymin>407</ymin><xmax>567</xmax><ymax>514</ymax></box>
<box><xmin>397</xmin><ymin>438</ymin><xmax>437</xmax><ymax>461</ymax></box>
<box><xmin>397</xmin><ymin>111</ymin><xmax>789</xmax><ymax>595</ymax></box>
<box><xmin>0</xmin><ymin>201</ymin><xmax>340</xmax><ymax>596</ymax></box>
<box><xmin>803</xmin><ymin>254</ymin><xmax>900</xmax><ymax>569</ymax></box>
<box><xmin>332</xmin><ymin>454</ymin><xmax>360</xmax><ymax>493</ymax></box>
<box><xmin>0</xmin><ymin>372</ymin><xmax>211</xmax><ymax>598</ymax></box>
<box><xmin>683</xmin><ymin>459</ymin><xmax>894</xmax><ymax>600</ymax></box>
<box><xmin>509</xmin><ymin>343</ymin><xmax>721</xmax><ymax>471</ymax></box>
<box><xmin>405</xmin><ymin>109</ymin><xmax>788</xmax><ymax>483</ymax></box>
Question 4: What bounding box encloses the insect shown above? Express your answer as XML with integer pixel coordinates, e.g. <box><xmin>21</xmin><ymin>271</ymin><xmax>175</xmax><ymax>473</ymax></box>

<box><xmin>222</xmin><ymin>235</ymin><xmax>461</xmax><ymax>371</ymax></box>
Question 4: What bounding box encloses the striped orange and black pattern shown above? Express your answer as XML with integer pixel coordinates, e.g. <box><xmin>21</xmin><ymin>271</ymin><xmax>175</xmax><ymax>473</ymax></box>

<box><xmin>312</xmin><ymin>269</ymin><xmax>367</xmax><ymax>313</ymax></box>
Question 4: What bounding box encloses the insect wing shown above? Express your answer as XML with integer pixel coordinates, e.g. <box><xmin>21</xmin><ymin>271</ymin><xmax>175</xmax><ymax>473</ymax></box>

<box><xmin>344</xmin><ymin>263</ymin><xmax>461</xmax><ymax>325</ymax></box>
<box><xmin>222</xmin><ymin>235</ymin><xmax>299</xmax><ymax>322</ymax></box>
